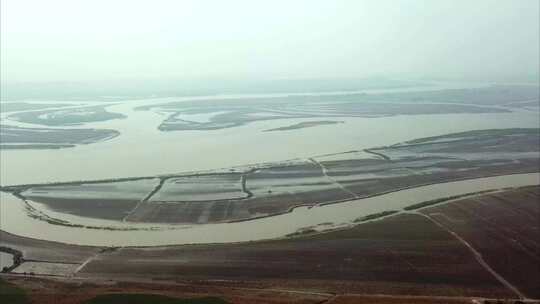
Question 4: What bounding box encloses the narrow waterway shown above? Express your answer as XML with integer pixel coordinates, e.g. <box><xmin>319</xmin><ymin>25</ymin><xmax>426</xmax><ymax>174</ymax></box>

<box><xmin>1</xmin><ymin>173</ymin><xmax>537</xmax><ymax>247</ymax></box>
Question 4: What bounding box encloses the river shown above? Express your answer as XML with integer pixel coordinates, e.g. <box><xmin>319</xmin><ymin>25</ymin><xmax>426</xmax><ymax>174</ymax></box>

<box><xmin>1</xmin><ymin>91</ymin><xmax>538</xmax><ymax>186</ymax></box>
<box><xmin>1</xmin><ymin>173</ymin><xmax>537</xmax><ymax>246</ymax></box>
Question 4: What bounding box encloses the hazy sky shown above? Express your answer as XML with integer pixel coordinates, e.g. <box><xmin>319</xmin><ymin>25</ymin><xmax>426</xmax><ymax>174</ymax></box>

<box><xmin>1</xmin><ymin>0</ymin><xmax>539</xmax><ymax>83</ymax></box>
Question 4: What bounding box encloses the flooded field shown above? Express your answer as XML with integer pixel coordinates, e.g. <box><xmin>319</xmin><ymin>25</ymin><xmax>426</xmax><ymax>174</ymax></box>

<box><xmin>13</xmin><ymin>261</ymin><xmax>79</xmax><ymax>276</ymax></box>
<box><xmin>150</xmin><ymin>174</ymin><xmax>247</xmax><ymax>202</ymax></box>
<box><xmin>21</xmin><ymin>179</ymin><xmax>159</xmax><ymax>220</ymax></box>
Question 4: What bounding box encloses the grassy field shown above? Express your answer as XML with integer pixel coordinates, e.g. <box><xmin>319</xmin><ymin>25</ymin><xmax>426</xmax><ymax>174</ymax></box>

<box><xmin>84</xmin><ymin>294</ymin><xmax>228</xmax><ymax>304</ymax></box>
<box><xmin>0</xmin><ymin>277</ymin><xmax>29</xmax><ymax>304</ymax></box>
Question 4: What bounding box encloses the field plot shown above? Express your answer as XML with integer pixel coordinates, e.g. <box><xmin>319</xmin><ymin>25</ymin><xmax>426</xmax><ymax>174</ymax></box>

<box><xmin>0</xmin><ymin>231</ymin><xmax>100</xmax><ymax>263</ymax></box>
<box><xmin>318</xmin><ymin>128</ymin><xmax>539</xmax><ymax>198</ymax></box>
<box><xmin>79</xmin><ymin>213</ymin><xmax>512</xmax><ymax>298</ymax></box>
<box><xmin>78</xmin><ymin>186</ymin><xmax>540</xmax><ymax>299</ymax></box>
<box><xmin>320</xmin><ymin>157</ymin><xmax>538</xmax><ymax>199</ymax></box>
<box><xmin>150</xmin><ymin>174</ymin><xmax>246</xmax><ymax>202</ymax></box>
<box><xmin>126</xmin><ymin>162</ymin><xmax>354</xmax><ymax>224</ymax></box>
<box><xmin>125</xmin><ymin>200</ymin><xmax>235</xmax><ymax>224</ymax></box>
<box><xmin>21</xmin><ymin>179</ymin><xmax>159</xmax><ymax>220</ymax></box>
<box><xmin>13</xmin><ymin>261</ymin><xmax>79</xmax><ymax>276</ymax></box>
<box><xmin>373</xmin><ymin>128</ymin><xmax>540</xmax><ymax>157</ymax></box>
<box><xmin>127</xmin><ymin>174</ymin><xmax>248</xmax><ymax>224</ymax></box>
<box><xmin>243</xmin><ymin>162</ymin><xmax>354</xmax><ymax>212</ymax></box>
<box><xmin>420</xmin><ymin>186</ymin><xmax>540</xmax><ymax>298</ymax></box>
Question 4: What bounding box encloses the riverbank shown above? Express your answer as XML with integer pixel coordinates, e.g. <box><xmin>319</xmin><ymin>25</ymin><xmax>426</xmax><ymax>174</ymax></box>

<box><xmin>1</xmin><ymin>185</ymin><xmax>538</xmax><ymax>302</ymax></box>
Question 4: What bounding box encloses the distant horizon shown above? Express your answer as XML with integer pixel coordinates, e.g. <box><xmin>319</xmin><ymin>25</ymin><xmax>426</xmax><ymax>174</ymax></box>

<box><xmin>2</xmin><ymin>73</ymin><xmax>540</xmax><ymax>84</ymax></box>
<box><xmin>1</xmin><ymin>76</ymin><xmax>538</xmax><ymax>102</ymax></box>
<box><xmin>2</xmin><ymin>0</ymin><xmax>538</xmax><ymax>84</ymax></box>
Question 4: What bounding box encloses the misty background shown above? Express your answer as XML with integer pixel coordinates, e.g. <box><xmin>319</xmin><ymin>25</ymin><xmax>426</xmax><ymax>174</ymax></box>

<box><xmin>1</xmin><ymin>0</ymin><xmax>539</xmax><ymax>99</ymax></box>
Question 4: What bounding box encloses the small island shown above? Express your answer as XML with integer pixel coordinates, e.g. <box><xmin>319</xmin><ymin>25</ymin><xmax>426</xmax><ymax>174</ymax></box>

<box><xmin>263</xmin><ymin>120</ymin><xmax>344</xmax><ymax>132</ymax></box>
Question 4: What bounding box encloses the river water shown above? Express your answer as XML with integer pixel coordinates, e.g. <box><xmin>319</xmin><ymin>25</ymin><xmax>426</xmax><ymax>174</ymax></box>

<box><xmin>1</xmin><ymin>85</ymin><xmax>539</xmax><ymax>246</ymax></box>
<box><xmin>1</xmin><ymin>91</ymin><xmax>539</xmax><ymax>186</ymax></box>
<box><xmin>1</xmin><ymin>173</ymin><xmax>538</xmax><ymax>246</ymax></box>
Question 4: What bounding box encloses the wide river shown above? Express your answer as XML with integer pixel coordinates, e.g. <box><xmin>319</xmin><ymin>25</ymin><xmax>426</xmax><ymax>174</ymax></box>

<box><xmin>1</xmin><ymin>87</ymin><xmax>539</xmax><ymax>186</ymax></box>
<box><xmin>1</xmin><ymin>85</ymin><xmax>539</xmax><ymax>246</ymax></box>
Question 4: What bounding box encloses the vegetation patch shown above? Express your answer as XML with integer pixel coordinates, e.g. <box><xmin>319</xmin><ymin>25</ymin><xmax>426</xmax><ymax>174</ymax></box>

<box><xmin>263</xmin><ymin>120</ymin><xmax>343</xmax><ymax>132</ymax></box>
<box><xmin>404</xmin><ymin>189</ymin><xmax>496</xmax><ymax>211</ymax></box>
<box><xmin>285</xmin><ymin>228</ymin><xmax>318</xmax><ymax>238</ymax></box>
<box><xmin>354</xmin><ymin>210</ymin><xmax>399</xmax><ymax>222</ymax></box>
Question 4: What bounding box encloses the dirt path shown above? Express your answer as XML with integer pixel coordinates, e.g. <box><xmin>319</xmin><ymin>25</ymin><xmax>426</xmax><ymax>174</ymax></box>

<box><xmin>363</xmin><ymin>148</ymin><xmax>391</xmax><ymax>161</ymax></box>
<box><xmin>71</xmin><ymin>253</ymin><xmax>99</xmax><ymax>276</ymax></box>
<box><xmin>417</xmin><ymin>212</ymin><xmax>528</xmax><ymax>300</ymax></box>
<box><xmin>122</xmin><ymin>177</ymin><xmax>167</xmax><ymax>222</ymax></box>
<box><xmin>308</xmin><ymin>158</ymin><xmax>359</xmax><ymax>199</ymax></box>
